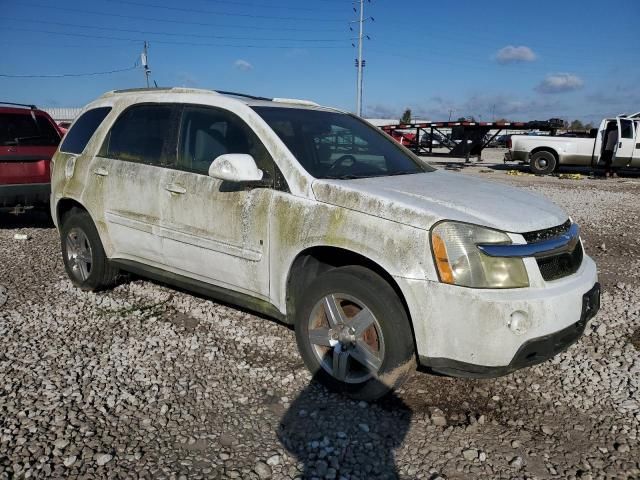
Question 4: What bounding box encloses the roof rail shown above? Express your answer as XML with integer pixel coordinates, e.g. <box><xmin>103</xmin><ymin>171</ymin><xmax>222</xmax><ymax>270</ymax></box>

<box><xmin>111</xmin><ymin>87</ymin><xmax>175</xmax><ymax>94</ymax></box>
<box><xmin>272</xmin><ymin>98</ymin><xmax>319</xmax><ymax>106</ymax></box>
<box><xmin>216</xmin><ymin>90</ymin><xmax>272</xmax><ymax>101</ymax></box>
<box><xmin>0</xmin><ymin>101</ymin><xmax>37</xmax><ymax>109</ymax></box>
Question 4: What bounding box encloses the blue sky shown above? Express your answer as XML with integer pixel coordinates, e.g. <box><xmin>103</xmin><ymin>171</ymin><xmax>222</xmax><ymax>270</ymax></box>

<box><xmin>2</xmin><ymin>0</ymin><xmax>639</xmax><ymax>123</ymax></box>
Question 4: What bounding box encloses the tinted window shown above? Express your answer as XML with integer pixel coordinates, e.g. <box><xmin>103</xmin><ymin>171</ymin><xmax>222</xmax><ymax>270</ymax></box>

<box><xmin>253</xmin><ymin>107</ymin><xmax>432</xmax><ymax>179</ymax></box>
<box><xmin>178</xmin><ymin>105</ymin><xmax>274</xmax><ymax>177</ymax></box>
<box><xmin>60</xmin><ymin>107</ymin><xmax>111</xmax><ymax>154</ymax></box>
<box><xmin>101</xmin><ymin>104</ymin><xmax>175</xmax><ymax>165</ymax></box>
<box><xmin>0</xmin><ymin>112</ymin><xmax>61</xmax><ymax>146</ymax></box>
<box><xmin>620</xmin><ymin>119</ymin><xmax>634</xmax><ymax>139</ymax></box>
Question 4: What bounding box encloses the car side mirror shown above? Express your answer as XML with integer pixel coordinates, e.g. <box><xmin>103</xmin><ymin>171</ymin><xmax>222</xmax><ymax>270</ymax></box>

<box><xmin>208</xmin><ymin>154</ymin><xmax>264</xmax><ymax>183</ymax></box>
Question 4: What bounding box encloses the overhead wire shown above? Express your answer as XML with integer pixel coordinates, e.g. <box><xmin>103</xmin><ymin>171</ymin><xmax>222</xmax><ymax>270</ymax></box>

<box><xmin>17</xmin><ymin>2</ymin><xmax>348</xmax><ymax>32</ymax></box>
<box><xmin>2</xmin><ymin>27</ymin><xmax>353</xmax><ymax>49</ymax></box>
<box><xmin>106</xmin><ymin>0</ymin><xmax>347</xmax><ymax>22</ymax></box>
<box><xmin>0</xmin><ymin>63</ymin><xmax>140</xmax><ymax>78</ymax></box>
<box><xmin>5</xmin><ymin>18</ymin><xmax>348</xmax><ymax>43</ymax></box>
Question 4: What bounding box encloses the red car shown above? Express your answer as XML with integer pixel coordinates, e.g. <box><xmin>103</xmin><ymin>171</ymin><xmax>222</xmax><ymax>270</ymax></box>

<box><xmin>0</xmin><ymin>102</ymin><xmax>62</xmax><ymax>213</ymax></box>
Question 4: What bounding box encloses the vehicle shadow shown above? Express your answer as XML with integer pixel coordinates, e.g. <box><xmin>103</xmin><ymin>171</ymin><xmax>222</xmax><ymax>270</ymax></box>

<box><xmin>487</xmin><ymin>162</ymin><xmax>640</xmax><ymax>178</ymax></box>
<box><xmin>0</xmin><ymin>209</ymin><xmax>54</xmax><ymax>229</ymax></box>
<box><xmin>278</xmin><ymin>374</ymin><xmax>412</xmax><ymax>479</ymax></box>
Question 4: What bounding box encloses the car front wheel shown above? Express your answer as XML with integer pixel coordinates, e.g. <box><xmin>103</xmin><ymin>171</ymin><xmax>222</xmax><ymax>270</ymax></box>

<box><xmin>294</xmin><ymin>265</ymin><xmax>415</xmax><ymax>400</ymax></box>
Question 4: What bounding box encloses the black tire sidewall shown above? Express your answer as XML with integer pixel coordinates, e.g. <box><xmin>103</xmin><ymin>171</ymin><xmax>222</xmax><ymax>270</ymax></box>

<box><xmin>294</xmin><ymin>266</ymin><xmax>415</xmax><ymax>400</ymax></box>
<box><xmin>530</xmin><ymin>151</ymin><xmax>557</xmax><ymax>175</ymax></box>
<box><xmin>60</xmin><ymin>210</ymin><xmax>110</xmax><ymax>291</ymax></box>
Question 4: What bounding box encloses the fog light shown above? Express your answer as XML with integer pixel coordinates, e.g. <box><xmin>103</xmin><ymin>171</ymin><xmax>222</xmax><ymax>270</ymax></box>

<box><xmin>509</xmin><ymin>310</ymin><xmax>530</xmax><ymax>335</ymax></box>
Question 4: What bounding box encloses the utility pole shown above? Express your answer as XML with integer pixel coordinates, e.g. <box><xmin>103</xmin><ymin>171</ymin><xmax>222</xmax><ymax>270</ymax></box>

<box><xmin>448</xmin><ymin>109</ymin><xmax>454</xmax><ymax>121</ymax></box>
<box><xmin>355</xmin><ymin>0</ymin><xmax>365</xmax><ymax>117</ymax></box>
<box><xmin>141</xmin><ymin>41</ymin><xmax>151</xmax><ymax>88</ymax></box>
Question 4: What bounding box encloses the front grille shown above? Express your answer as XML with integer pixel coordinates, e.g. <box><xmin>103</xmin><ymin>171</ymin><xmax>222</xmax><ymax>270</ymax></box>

<box><xmin>537</xmin><ymin>241</ymin><xmax>583</xmax><ymax>281</ymax></box>
<box><xmin>522</xmin><ymin>219</ymin><xmax>571</xmax><ymax>243</ymax></box>
<box><xmin>521</xmin><ymin>220</ymin><xmax>583</xmax><ymax>281</ymax></box>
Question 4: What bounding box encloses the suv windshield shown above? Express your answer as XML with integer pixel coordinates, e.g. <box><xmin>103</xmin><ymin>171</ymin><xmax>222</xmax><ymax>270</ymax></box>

<box><xmin>253</xmin><ymin>107</ymin><xmax>433</xmax><ymax>179</ymax></box>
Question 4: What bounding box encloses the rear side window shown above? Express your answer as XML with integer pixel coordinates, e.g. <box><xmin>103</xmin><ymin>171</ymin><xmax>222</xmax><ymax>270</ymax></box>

<box><xmin>100</xmin><ymin>104</ymin><xmax>176</xmax><ymax>166</ymax></box>
<box><xmin>60</xmin><ymin>107</ymin><xmax>111</xmax><ymax>154</ymax></box>
<box><xmin>0</xmin><ymin>112</ymin><xmax>61</xmax><ymax>146</ymax></box>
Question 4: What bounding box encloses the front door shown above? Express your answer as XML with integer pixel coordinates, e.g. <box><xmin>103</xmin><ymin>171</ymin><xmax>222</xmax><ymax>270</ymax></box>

<box><xmin>160</xmin><ymin>105</ymin><xmax>275</xmax><ymax>298</ymax></box>
<box><xmin>592</xmin><ymin>119</ymin><xmax>609</xmax><ymax>166</ymax></box>
<box><xmin>632</xmin><ymin>120</ymin><xmax>640</xmax><ymax>167</ymax></box>
<box><xmin>98</xmin><ymin>103</ymin><xmax>179</xmax><ymax>265</ymax></box>
<box><xmin>613</xmin><ymin>118</ymin><xmax>635</xmax><ymax>167</ymax></box>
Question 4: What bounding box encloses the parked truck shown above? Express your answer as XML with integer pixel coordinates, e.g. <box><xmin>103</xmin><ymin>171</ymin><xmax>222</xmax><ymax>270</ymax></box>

<box><xmin>506</xmin><ymin>116</ymin><xmax>640</xmax><ymax>175</ymax></box>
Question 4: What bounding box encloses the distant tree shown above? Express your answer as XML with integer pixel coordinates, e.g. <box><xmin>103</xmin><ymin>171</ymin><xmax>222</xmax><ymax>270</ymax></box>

<box><xmin>400</xmin><ymin>109</ymin><xmax>412</xmax><ymax>124</ymax></box>
<box><xmin>457</xmin><ymin>116</ymin><xmax>467</xmax><ymax>122</ymax></box>
<box><xmin>495</xmin><ymin>118</ymin><xmax>510</xmax><ymax>123</ymax></box>
<box><xmin>584</xmin><ymin>122</ymin><xmax>594</xmax><ymax>130</ymax></box>
<box><xmin>570</xmin><ymin>119</ymin><xmax>584</xmax><ymax>130</ymax></box>
<box><xmin>562</xmin><ymin>120</ymin><xmax>570</xmax><ymax>129</ymax></box>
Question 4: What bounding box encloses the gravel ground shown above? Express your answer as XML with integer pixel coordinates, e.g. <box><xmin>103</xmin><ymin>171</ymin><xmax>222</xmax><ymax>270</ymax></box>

<box><xmin>1</xmin><ymin>159</ymin><xmax>639</xmax><ymax>479</ymax></box>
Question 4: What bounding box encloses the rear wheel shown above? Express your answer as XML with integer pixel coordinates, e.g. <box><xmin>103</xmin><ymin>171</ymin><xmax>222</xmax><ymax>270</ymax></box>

<box><xmin>60</xmin><ymin>208</ymin><xmax>118</xmax><ymax>291</ymax></box>
<box><xmin>294</xmin><ymin>266</ymin><xmax>415</xmax><ymax>400</ymax></box>
<box><xmin>530</xmin><ymin>150</ymin><xmax>557</xmax><ymax>175</ymax></box>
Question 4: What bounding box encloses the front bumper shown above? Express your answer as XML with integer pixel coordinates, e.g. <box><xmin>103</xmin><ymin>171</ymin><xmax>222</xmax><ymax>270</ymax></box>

<box><xmin>422</xmin><ymin>282</ymin><xmax>600</xmax><ymax>378</ymax></box>
<box><xmin>0</xmin><ymin>183</ymin><xmax>50</xmax><ymax>210</ymax></box>
<box><xmin>397</xmin><ymin>254</ymin><xmax>598</xmax><ymax>371</ymax></box>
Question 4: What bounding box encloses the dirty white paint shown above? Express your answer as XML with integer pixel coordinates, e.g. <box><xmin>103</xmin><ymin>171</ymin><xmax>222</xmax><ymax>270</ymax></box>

<box><xmin>313</xmin><ymin>170</ymin><xmax>568</xmax><ymax>233</ymax></box>
<box><xmin>208</xmin><ymin>154</ymin><xmax>263</xmax><ymax>182</ymax></box>
<box><xmin>51</xmin><ymin>87</ymin><xmax>598</xmax><ymax>368</ymax></box>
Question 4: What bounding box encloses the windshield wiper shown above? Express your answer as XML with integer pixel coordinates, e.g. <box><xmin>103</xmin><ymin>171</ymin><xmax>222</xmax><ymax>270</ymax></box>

<box><xmin>322</xmin><ymin>174</ymin><xmax>369</xmax><ymax>180</ymax></box>
<box><xmin>387</xmin><ymin>170</ymin><xmax>421</xmax><ymax>176</ymax></box>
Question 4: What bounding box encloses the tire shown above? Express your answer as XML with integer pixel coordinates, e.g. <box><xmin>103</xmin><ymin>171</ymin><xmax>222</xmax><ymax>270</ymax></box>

<box><xmin>294</xmin><ymin>265</ymin><xmax>415</xmax><ymax>401</ymax></box>
<box><xmin>529</xmin><ymin>150</ymin><xmax>557</xmax><ymax>175</ymax></box>
<box><xmin>60</xmin><ymin>208</ymin><xmax>118</xmax><ymax>291</ymax></box>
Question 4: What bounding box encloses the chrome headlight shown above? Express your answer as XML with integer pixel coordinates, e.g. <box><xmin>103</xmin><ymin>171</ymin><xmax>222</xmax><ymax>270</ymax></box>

<box><xmin>430</xmin><ymin>221</ymin><xmax>529</xmax><ymax>288</ymax></box>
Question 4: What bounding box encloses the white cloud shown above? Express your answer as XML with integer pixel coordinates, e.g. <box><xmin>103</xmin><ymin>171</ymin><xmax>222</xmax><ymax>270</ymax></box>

<box><xmin>535</xmin><ymin>73</ymin><xmax>584</xmax><ymax>94</ymax></box>
<box><xmin>233</xmin><ymin>59</ymin><xmax>253</xmax><ymax>71</ymax></box>
<box><xmin>495</xmin><ymin>45</ymin><xmax>537</xmax><ymax>64</ymax></box>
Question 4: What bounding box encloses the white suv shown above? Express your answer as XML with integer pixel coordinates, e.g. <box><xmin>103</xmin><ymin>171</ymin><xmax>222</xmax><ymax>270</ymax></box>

<box><xmin>51</xmin><ymin>88</ymin><xmax>600</xmax><ymax>400</ymax></box>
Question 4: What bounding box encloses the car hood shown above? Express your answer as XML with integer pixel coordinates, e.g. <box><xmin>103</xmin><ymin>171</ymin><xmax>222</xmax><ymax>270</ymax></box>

<box><xmin>311</xmin><ymin>171</ymin><xmax>568</xmax><ymax>233</ymax></box>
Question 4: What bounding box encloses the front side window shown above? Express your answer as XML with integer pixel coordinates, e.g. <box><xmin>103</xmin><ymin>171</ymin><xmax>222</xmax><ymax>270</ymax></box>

<box><xmin>60</xmin><ymin>107</ymin><xmax>111</xmax><ymax>154</ymax></box>
<box><xmin>253</xmin><ymin>107</ymin><xmax>433</xmax><ymax>179</ymax></box>
<box><xmin>0</xmin><ymin>112</ymin><xmax>61</xmax><ymax>147</ymax></box>
<box><xmin>620</xmin><ymin>119</ymin><xmax>634</xmax><ymax>139</ymax></box>
<box><xmin>177</xmin><ymin>105</ymin><xmax>275</xmax><ymax>178</ymax></box>
<box><xmin>100</xmin><ymin>104</ymin><xmax>175</xmax><ymax>166</ymax></box>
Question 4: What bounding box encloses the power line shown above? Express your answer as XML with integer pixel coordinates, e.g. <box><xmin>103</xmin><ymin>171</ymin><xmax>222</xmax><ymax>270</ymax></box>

<box><xmin>107</xmin><ymin>0</ymin><xmax>347</xmax><ymax>22</ymax></box>
<box><xmin>109</xmin><ymin>0</ymin><xmax>347</xmax><ymax>12</ymax></box>
<box><xmin>2</xmin><ymin>27</ymin><xmax>352</xmax><ymax>49</ymax></box>
<box><xmin>18</xmin><ymin>3</ymin><xmax>347</xmax><ymax>32</ymax></box>
<box><xmin>6</xmin><ymin>17</ymin><xmax>348</xmax><ymax>42</ymax></box>
<box><xmin>0</xmin><ymin>64</ymin><xmax>140</xmax><ymax>78</ymax></box>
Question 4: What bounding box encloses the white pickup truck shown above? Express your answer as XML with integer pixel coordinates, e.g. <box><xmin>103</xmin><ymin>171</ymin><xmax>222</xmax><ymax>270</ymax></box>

<box><xmin>507</xmin><ymin>115</ymin><xmax>640</xmax><ymax>174</ymax></box>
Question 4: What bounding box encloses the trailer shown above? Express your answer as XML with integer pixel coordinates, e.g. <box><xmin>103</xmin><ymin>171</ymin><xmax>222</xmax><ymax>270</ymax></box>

<box><xmin>380</xmin><ymin>118</ymin><xmax>564</xmax><ymax>161</ymax></box>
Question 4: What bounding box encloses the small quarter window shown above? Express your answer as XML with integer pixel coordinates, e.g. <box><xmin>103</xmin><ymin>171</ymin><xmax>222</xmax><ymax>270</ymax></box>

<box><xmin>60</xmin><ymin>107</ymin><xmax>111</xmax><ymax>154</ymax></box>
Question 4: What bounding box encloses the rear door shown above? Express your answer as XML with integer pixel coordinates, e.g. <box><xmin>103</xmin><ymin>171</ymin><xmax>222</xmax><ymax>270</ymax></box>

<box><xmin>97</xmin><ymin>103</ymin><xmax>179</xmax><ymax>265</ymax></box>
<box><xmin>0</xmin><ymin>110</ymin><xmax>61</xmax><ymax>185</ymax></box>
<box><xmin>613</xmin><ymin>118</ymin><xmax>635</xmax><ymax>167</ymax></box>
